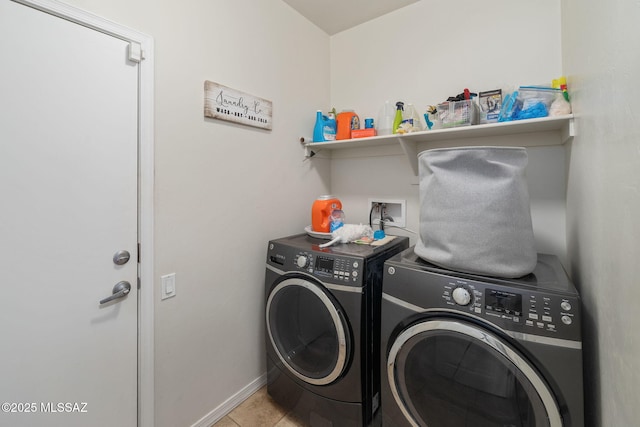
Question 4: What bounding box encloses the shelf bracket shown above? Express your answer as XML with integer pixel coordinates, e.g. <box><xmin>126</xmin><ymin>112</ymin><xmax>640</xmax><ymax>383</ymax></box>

<box><xmin>303</xmin><ymin>146</ymin><xmax>324</xmax><ymax>161</ymax></box>
<box><xmin>300</xmin><ymin>137</ymin><xmax>316</xmax><ymax>159</ymax></box>
<box><xmin>303</xmin><ymin>145</ymin><xmax>313</xmax><ymax>158</ymax></box>
<box><xmin>561</xmin><ymin>117</ymin><xmax>575</xmax><ymax>144</ymax></box>
<box><xmin>398</xmin><ymin>137</ymin><xmax>419</xmax><ymax>176</ymax></box>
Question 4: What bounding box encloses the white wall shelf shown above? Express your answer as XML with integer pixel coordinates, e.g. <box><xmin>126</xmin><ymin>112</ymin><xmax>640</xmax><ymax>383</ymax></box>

<box><xmin>302</xmin><ymin>114</ymin><xmax>574</xmax><ymax>175</ymax></box>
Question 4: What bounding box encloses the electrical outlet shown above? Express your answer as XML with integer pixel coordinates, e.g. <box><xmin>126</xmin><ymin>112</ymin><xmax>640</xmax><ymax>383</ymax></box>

<box><xmin>368</xmin><ymin>199</ymin><xmax>406</xmax><ymax>228</ymax></box>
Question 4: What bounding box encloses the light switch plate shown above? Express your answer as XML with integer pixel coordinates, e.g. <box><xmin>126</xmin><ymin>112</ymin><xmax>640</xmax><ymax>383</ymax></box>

<box><xmin>161</xmin><ymin>273</ymin><xmax>176</xmax><ymax>300</ymax></box>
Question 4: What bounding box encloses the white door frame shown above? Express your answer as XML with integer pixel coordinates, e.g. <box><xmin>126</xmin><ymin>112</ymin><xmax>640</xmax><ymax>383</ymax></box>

<box><xmin>11</xmin><ymin>1</ymin><xmax>155</xmax><ymax>426</ymax></box>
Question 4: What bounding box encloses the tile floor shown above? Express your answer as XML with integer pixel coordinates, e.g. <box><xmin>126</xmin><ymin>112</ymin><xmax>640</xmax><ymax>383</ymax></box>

<box><xmin>211</xmin><ymin>386</ymin><xmax>308</xmax><ymax>427</ymax></box>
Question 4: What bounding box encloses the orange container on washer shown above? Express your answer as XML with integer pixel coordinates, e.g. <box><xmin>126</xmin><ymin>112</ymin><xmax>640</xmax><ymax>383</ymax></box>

<box><xmin>312</xmin><ymin>195</ymin><xmax>342</xmax><ymax>233</ymax></box>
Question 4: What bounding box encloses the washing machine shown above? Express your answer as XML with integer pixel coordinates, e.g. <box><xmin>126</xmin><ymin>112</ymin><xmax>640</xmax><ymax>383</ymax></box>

<box><xmin>380</xmin><ymin>248</ymin><xmax>583</xmax><ymax>427</ymax></box>
<box><xmin>265</xmin><ymin>233</ymin><xmax>409</xmax><ymax>427</ymax></box>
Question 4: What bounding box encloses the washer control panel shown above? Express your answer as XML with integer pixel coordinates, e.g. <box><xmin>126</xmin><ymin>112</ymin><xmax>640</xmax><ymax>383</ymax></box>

<box><xmin>271</xmin><ymin>247</ymin><xmax>363</xmax><ymax>287</ymax></box>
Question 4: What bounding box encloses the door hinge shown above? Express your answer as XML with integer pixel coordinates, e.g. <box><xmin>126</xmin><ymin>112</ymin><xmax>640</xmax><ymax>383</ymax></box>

<box><xmin>128</xmin><ymin>41</ymin><xmax>144</xmax><ymax>63</ymax></box>
<box><xmin>137</xmin><ymin>242</ymin><xmax>141</xmax><ymax>263</ymax></box>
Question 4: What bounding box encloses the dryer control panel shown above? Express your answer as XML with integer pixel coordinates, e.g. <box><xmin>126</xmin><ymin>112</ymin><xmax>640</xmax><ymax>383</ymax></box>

<box><xmin>439</xmin><ymin>277</ymin><xmax>581</xmax><ymax>342</ymax></box>
<box><xmin>385</xmin><ymin>255</ymin><xmax>582</xmax><ymax>343</ymax></box>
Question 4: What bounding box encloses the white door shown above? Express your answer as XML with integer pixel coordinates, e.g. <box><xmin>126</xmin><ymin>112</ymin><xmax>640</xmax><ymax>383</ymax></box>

<box><xmin>0</xmin><ymin>1</ymin><xmax>139</xmax><ymax>426</ymax></box>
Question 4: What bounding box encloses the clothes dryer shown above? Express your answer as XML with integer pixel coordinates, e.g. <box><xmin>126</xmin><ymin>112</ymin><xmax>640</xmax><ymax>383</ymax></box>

<box><xmin>381</xmin><ymin>248</ymin><xmax>583</xmax><ymax>427</ymax></box>
<box><xmin>265</xmin><ymin>233</ymin><xmax>409</xmax><ymax>426</ymax></box>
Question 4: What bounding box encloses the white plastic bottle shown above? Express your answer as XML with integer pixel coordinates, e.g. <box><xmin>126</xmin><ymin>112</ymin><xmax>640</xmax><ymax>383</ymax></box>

<box><xmin>377</xmin><ymin>100</ymin><xmax>395</xmax><ymax>136</ymax></box>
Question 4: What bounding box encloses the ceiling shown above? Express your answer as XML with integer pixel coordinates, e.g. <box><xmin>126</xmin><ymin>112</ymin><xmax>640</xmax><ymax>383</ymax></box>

<box><xmin>282</xmin><ymin>0</ymin><xmax>420</xmax><ymax>35</ymax></box>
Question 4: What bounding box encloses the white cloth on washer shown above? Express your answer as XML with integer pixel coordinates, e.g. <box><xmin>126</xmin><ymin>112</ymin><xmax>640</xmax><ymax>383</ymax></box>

<box><xmin>319</xmin><ymin>224</ymin><xmax>373</xmax><ymax>248</ymax></box>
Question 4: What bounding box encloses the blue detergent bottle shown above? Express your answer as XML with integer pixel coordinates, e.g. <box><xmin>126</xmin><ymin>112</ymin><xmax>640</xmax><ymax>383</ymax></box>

<box><xmin>313</xmin><ymin>110</ymin><xmax>325</xmax><ymax>142</ymax></box>
<box><xmin>313</xmin><ymin>110</ymin><xmax>337</xmax><ymax>142</ymax></box>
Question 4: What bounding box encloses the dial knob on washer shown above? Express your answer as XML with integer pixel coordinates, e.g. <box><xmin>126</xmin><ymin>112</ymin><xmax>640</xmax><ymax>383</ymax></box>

<box><xmin>296</xmin><ymin>255</ymin><xmax>309</xmax><ymax>268</ymax></box>
<box><xmin>452</xmin><ymin>287</ymin><xmax>472</xmax><ymax>306</ymax></box>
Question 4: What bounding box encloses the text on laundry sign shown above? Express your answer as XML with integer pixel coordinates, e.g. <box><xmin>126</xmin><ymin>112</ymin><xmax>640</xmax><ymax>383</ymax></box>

<box><xmin>216</xmin><ymin>90</ymin><xmax>262</xmax><ymax>116</ymax></box>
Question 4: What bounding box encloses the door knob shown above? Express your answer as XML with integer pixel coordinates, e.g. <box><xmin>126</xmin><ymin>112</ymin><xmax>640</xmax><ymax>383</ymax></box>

<box><xmin>100</xmin><ymin>281</ymin><xmax>131</xmax><ymax>305</ymax></box>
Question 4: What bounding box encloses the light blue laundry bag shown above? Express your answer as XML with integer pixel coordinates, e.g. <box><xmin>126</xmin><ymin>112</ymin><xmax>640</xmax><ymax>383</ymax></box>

<box><xmin>414</xmin><ymin>146</ymin><xmax>537</xmax><ymax>278</ymax></box>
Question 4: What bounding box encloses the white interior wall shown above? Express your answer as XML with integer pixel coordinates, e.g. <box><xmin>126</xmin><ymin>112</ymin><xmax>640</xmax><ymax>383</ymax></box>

<box><xmin>61</xmin><ymin>1</ymin><xmax>330</xmax><ymax>426</ymax></box>
<box><xmin>328</xmin><ymin>0</ymin><xmax>568</xmax><ymax>263</ymax></box>
<box><xmin>562</xmin><ymin>0</ymin><xmax>640</xmax><ymax>425</ymax></box>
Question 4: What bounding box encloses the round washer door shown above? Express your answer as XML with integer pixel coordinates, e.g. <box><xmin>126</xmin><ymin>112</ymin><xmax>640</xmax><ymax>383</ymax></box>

<box><xmin>266</xmin><ymin>276</ymin><xmax>350</xmax><ymax>386</ymax></box>
<box><xmin>387</xmin><ymin>318</ymin><xmax>562</xmax><ymax>427</ymax></box>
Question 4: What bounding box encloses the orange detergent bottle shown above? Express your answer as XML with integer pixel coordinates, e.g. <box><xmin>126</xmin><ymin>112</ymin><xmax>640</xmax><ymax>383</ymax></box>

<box><xmin>312</xmin><ymin>196</ymin><xmax>342</xmax><ymax>233</ymax></box>
<box><xmin>336</xmin><ymin>111</ymin><xmax>360</xmax><ymax>140</ymax></box>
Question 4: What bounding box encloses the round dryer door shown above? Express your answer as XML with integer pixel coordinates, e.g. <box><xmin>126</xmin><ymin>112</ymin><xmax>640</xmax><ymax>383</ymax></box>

<box><xmin>387</xmin><ymin>319</ymin><xmax>562</xmax><ymax>427</ymax></box>
<box><xmin>266</xmin><ymin>276</ymin><xmax>350</xmax><ymax>386</ymax></box>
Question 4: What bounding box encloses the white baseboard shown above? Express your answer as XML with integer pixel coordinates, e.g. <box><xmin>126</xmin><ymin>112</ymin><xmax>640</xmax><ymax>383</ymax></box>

<box><xmin>191</xmin><ymin>373</ymin><xmax>268</xmax><ymax>427</ymax></box>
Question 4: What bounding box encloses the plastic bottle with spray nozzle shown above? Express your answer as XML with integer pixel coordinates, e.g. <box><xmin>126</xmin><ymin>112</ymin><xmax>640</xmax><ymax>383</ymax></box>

<box><xmin>392</xmin><ymin>102</ymin><xmax>404</xmax><ymax>134</ymax></box>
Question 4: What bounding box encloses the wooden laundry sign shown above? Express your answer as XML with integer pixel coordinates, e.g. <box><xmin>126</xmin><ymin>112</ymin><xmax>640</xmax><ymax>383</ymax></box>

<box><xmin>204</xmin><ymin>80</ymin><xmax>272</xmax><ymax>130</ymax></box>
